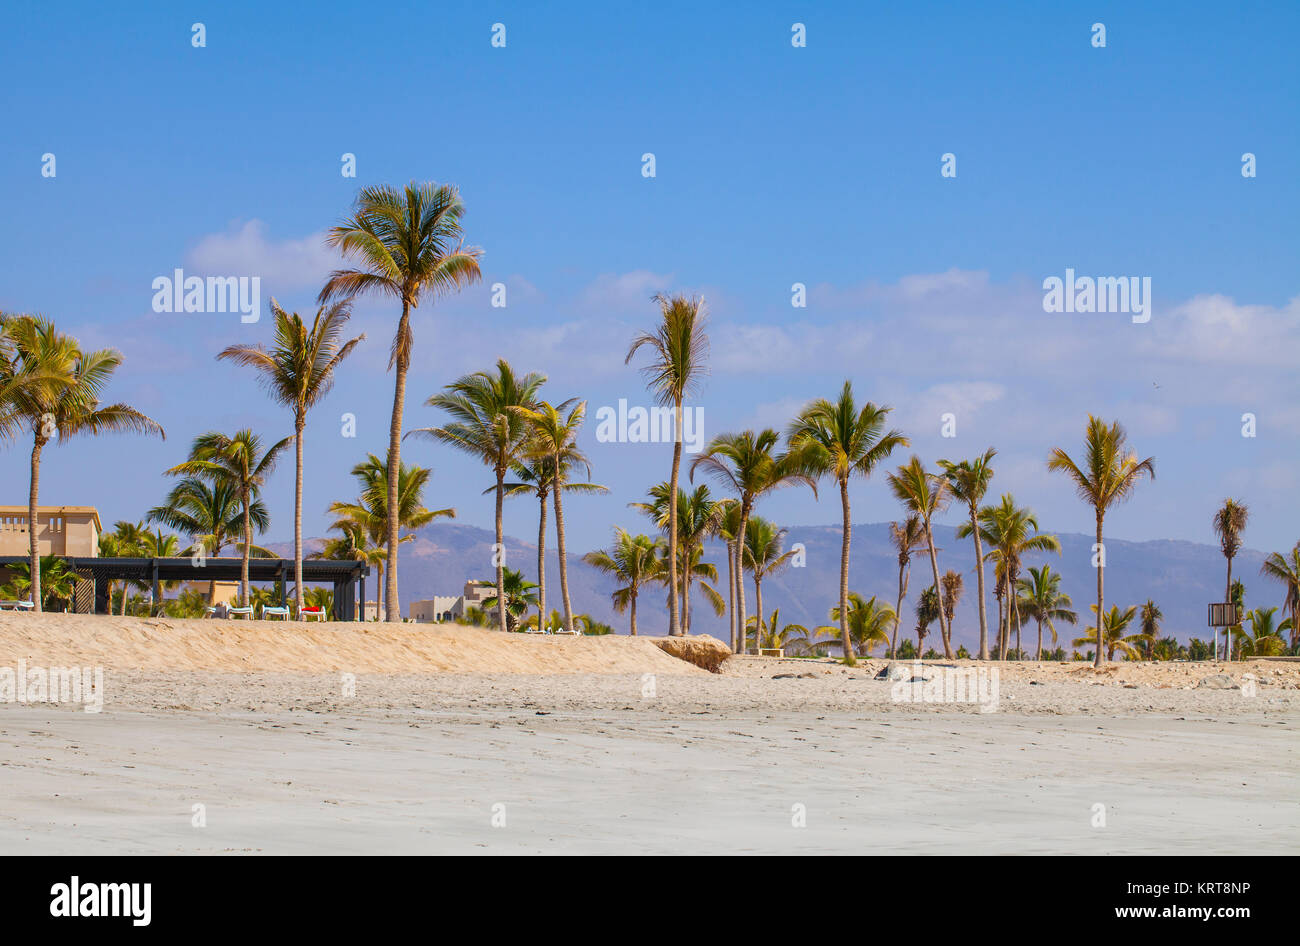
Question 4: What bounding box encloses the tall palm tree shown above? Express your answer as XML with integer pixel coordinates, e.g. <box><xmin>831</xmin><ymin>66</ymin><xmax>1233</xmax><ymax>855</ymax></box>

<box><xmin>1016</xmin><ymin>565</ymin><xmax>1078</xmax><ymax>660</ymax></box>
<box><xmin>1075</xmin><ymin>604</ymin><xmax>1140</xmax><ymax>661</ymax></box>
<box><xmin>626</xmin><ymin>293</ymin><xmax>710</xmax><ymax>637</ymax></box>
<box><xmin>742</xmin><ymin>516</ymin><xmax>800</xmax><ymax>640</ymax></box>
<box><xmin>1138</xmin><ymin>600</ymin><xmax>1163</xmax><ymax>660</ymax></box>
<box><xmin>829</xmin><ymin>592</ymin><xmax>896</xmax><ymax>659</ymax></box>
<box><xmin>631</xmin><ymin>482</ymin><xmax>730</xmax><ymax>634</ymax></box>
<box><xmin>582</xmin><ymin>529</ymin><xmax>664</xmax><ymax>636</ymax></box>
<box><xmin>328</xmin><ymin>453</ymin><xmax>454</xmax><ymax>617</ymax></box>
<box><xmin>692</xmin><ymin>430</ymin><xmax>809</xmax><ymax>652</ymax></box>
<box><xmin>940</xmin><ymin>569</ymin><xmax>964</xmax><ymax>641</ymax></box>
<box><xmin>414</xmin><ymin>359</ymin><xmax>545</xmax><ymax>632</ymax></box>
<box><xmin>7</xmin><ymin>315</ymin><xmax>164</xmax><ymax>609</ymax></box>
<box><xmin>788</xmin><ymin>383</ymin><xmax>907</xmax><ymax>665</ymax></box>
<box><xmin>511</xmin><ymin>399</ymin><xmax>606</xmax><ymax>634</ymax></box>
<box><xmin>888</xmin><ymin>516</ymin><xmax>927</xmax><ymax>658</ymax></box>
<box><xmin>167</xmin><ymin>430</ymin><xmax>289</xmax><ymax>605</ymax></box>
<box><xmin>1048</xmin><ymin>417</ymin><xmax>1155</xmax><ymax>668</ymax></box>
<box><xmin>0</xmin><ymin>315</ymin><xmax>65</xmax><ymax>443</ymax></box>
<box><xmin>478</xmin><ymin>567</ymin><xmax>539</xmax><ymax>633</ymax></box>
<box><xmin>217</xmin><ymin>299</ymin><xmax>364</xmax><ymax>612</ymax></box>
<box><xmin>321</xmin><ymin>518</ymin><xmax>387</xmax><ymax>618</ymax></box>
<box><xmin>961</xmin><ymin>494</ymin><xmax>1061</xmax><ymax>660</ymax></box>
<box><xmin>1211</xmin><ymin>498</ymin><xmax>1249</xmax><ymax>660</ymax></box>
<box><xmin>1260</xmin><ymin>544</ymin><xmax>1300</xmax><ymax>649</ymax></box>
<box><xmin>319</xmin><ymin>182</ymin><xmax>483</xmax><ymax>621</ymax></box>
<box><xmin>657</xmin><ymin>541</ymin><xmax>726</xmax><ymax>630</ymax></box>
<box><xmin>939</xmin><ymin>449</ymin><xmax>997</xmax><ymax>659</ymax></box>
<box><xmin>887</xmin><ymin>456</ymin><xmax>953</xmax><ymax>657</ymax></box>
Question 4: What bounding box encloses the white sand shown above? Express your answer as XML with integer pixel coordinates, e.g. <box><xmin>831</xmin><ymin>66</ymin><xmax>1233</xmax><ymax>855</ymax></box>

<box><xmin>1</xmin><ymin>614</ymin><xmax>1296</xmax><ymax>854</ymax></box>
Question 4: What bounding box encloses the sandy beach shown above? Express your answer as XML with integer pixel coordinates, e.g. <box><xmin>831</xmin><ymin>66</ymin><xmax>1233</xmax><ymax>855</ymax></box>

<box><xmin>1</xmin><ymin>614</ymin><xmax>1297</xmax><ymax>854</ymax></box>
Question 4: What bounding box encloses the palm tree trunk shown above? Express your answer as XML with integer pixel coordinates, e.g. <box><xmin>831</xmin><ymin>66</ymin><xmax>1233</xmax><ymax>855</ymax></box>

<box><xmin>495</xmin><ymin>468</ymin><xmax>507</xmax><ymax>633</ymax></box>
<box><xmin>383</xmin><ymin>299</ymin><xmax>411</xmax><ymax>622</ymax></box>
<box><xmin>837</xmin><ymin>479</ymin><xmax>854</xmax><ymax>665</ymax></box>
<box><xmin>536</xmin><ymin>491</ymin><xmax>547</xmax><ymax>628</ymax></box>
<box><xmin>241</xmin><ymin>490</ymin><xmax>252</xmax><ymax>606</ymax></box>
<box><xmin>667</xmin><ymin>402</ymin><xmax>682</xmax><ymax>636</ymax></box>
<box><xmin>892</xmin><ymin>561</ymin><xmax>907</xmax><ymax>658</ymax></box>
<box><xmin>1223</xmin><ymin>554</ymin><xmax>1234</xmax><ymax>660</ymax></box>
<box><xmin>1094</xmin><ymin>511</ymin><xmax>1105</xmax><ymax>668</ymax></box>
<box><xmin>553</xmin><ymin>451</ymin><xmax>574</xmax><ymax>634</ymax></box>
<box><xmin>754</xmin><ymin>574</ymin><xmax>766</xmax><ymax>652</ymax></box>
<box><xmin>293</xmin><ymin>417</ymin><xmax>305</xmax><ymax>614</ymax></box>
<box><xmin>682</xmin><ymin>568</ymin><xmax>692</xmax><ymax>635</ymax></box>
<box><xmin>735</xmin><ymin>504</ymin><xmax>751</xmax><ymax>654</ymax></box>
<box><xmin>995</xmin><ymin>593</ymin><xmax>1006</xmax><ymax>660</ymax></box>
<box><xmin>725</xmin><ymin>539</ymin><xmax>736</xmax><ymax>652</ymax></box>
<box><xmin>1036</xmin><ymin>617</ymin><xmax>1044</xmax><ymax>661</ymax></box>
<box><xmin>971</xmin><ymin>509</ymin><xmax>990</xmax><ymax>660</ymax></box>
<box><xmin>629</xmin><ymin>586</ymin><xmax>638</xmax><ymax>636</ymax></box>
<box><xmin>924</xmin><ymin>521</ymin><xmax>951</xmax><ymax>658</ymax></box>
<box><xmin>27</xmin><ymin>437</ymin><xmax>43</xmax><ymax>611</ymax></box>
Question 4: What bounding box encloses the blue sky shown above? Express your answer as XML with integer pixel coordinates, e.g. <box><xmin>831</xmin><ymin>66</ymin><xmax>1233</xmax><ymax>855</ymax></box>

<box><xmin>2</xmin><ymin>1</ymin><xmax>1298</xmax><ymax>565</ymax></box>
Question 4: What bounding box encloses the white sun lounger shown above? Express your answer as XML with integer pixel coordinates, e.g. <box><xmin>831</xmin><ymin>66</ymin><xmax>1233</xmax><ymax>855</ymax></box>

<box><xmin>299</xmin><ymin>607</ymin><xmax>327</xmax><ymax>622</ymax></box>
<box><xmin>0</xmin><ymin>600</ymin><xmax>35</xmax><ymax>612</ymax></box>
<box><xmin>261</xmin><ymin>605</ymin><xmax>290</xmax><ymax>620</ymax></box>
<box><xmin>226</xmin><ymin>605</ymin><xmax>254</xmax><ymax>619</ymax></box>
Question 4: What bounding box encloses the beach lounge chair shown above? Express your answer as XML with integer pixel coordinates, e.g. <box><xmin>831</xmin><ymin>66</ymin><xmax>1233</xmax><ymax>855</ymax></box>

<box><xmin>299</xmin><ymin>606</ymin><xmax>327</xmax><ymax>622</ymax></box>
<box><xmin>524</xmin><ymin>624</ymin><xmax>550</xmax><ymax>634</ymax></box>
<box><xmin>261</xmin><ymin>605</ymin><xmax>290</xmax><ymax>620</ymax></box>
<box><xmin>226</xmin><ymin>605</ymin><xmax>254</xmax><ymax>619</ymax></box>
<box><xmin>0</xmin><ymin>599</ymin><xmax>35</xmax><ymax>612</ymax></box>
<box><xmin>553</xmin><ymin>626</ymin><xmax>581</xmax><ymax>636</ymax></box>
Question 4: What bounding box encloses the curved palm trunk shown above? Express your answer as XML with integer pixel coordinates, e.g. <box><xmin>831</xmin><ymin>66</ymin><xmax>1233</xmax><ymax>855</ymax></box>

<box><xmin>970</xmin><ymin>509</ymin><xmax>990</xmax><ymax>660</ymax></box>
<box><xmin>1094</xmin><ymin>510</ymin><xmax>1105</xmax><ymax>668</ymax></box>
<box><xmin>535</xmin><ymin>490</ymin><xmax>547</xmax><ymax>628</ymax></box>
<box><xmin>923</xmin><ymin>521</ymin><xmax>951</xmax><ymax>658</ymax></box>
<box><xmin>383</xmin><ymin>300</ymin><xmax>411</xmax><ymax>623</ymax></box>
<box><xmin>892</xmin><ymin>560</ymin><xmax>908</xmax><ymax>658</ymax></box>
<box><xmin>495</xmin><ymin>468</ymin><xmax>507</xmax><ymax>633</ymax></box>
<box><xmin>553</xmin><ymin>454</ymin><xmax>574</xmax><ymax>634</ymax></box>
<box><xmin>27</xmin><ymin>437</ymin><xmax>44</xmax><ymax>612</ymax></box>
<box><xmin>293</xmin><ymin>418</ymin><xmax>305</xmax><ymax>613</ymax></box>
<box><xmin>667</xmin><ymin>403</ymin><xmax>683</xmax><ymax>636</ymax></box>
<box><xmin>240</xmin><ymin>489</ymin><xmax>252</xmax><ymax>606</ymax></box>
<box><xmin>837</xmin><ymin>480</ymin><xmax>854</xmax><ymax>665</ymax></box>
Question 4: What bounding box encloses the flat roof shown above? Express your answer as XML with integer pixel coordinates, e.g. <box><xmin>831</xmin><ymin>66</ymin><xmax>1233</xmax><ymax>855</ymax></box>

<box><xmin>0</xmin><ymin>555</ymin><xmax>369</xmax><ymax>584</ymax></box>
<box><xmin>0</xmin><ymin>506</ymin><xmax>103</xmax><ymax>531</ymax></box>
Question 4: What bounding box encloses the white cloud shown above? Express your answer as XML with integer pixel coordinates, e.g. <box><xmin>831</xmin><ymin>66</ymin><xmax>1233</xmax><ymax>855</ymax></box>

<box><xmin>187</xmin><ymin>220</ymin><xmax>338</xmax><ymax>290</ymax></box>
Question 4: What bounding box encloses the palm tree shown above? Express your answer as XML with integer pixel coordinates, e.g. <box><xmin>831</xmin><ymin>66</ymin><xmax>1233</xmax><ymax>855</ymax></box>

<box><xmin>582</xmin><ymin>529</ymin><xmax>664</xmax><ymax>636</ymax></box>
<box><xmin>0</xmin><ymin>315</ymin><xmax>65</xmax><ymax>443</ymax></box>
<box><xmin>1137</xmin><ymin>599</ymin><xmax>1163</xmax><ymax>660</ymax></box>
<box><xmin>888</xmin><ymin>516</ymin><xmax>927</xmax><ymax>658</ymax></box>
<box><xmin>631</xmin><ymin>482</ymin><xmax>730</xmax><ymax>634</ymax></box>
<box><xmin>319</xmin><ymin>182</ymin><xmax>483</xmax><ymax>621</ymax></box>
<box><xmin>915</xmin><ymin>585</ymin><xmax>941</xmax><ymax>658</ymax></box>
<box><xmin>657</xmin><ymin>541</ymin><xmax>726</xmax><ymax>630</ymax></box>
<box><xmin>788</xmin><ymin>383</ymin><xmax>907</xmax><ymax>665</ymax></box>
<box><xmin>1211</xmin><ymin>499</ymin><xmax>1249</xmax><ymax>659</ymax></box>
<box><xmin>478</xmin><ymin>567</ymin><xmax>539</xmax><ymax>632</ymax></box>
<box><xmin>938</xmin><ymin>449</ymin><xmax>996</xmax><ymax>659</ymax></box>
<box><xmin>887</xmin><ymin>457</ymin><xmax>953</xmax><ymax>657</ymax></box>
<box><xmin>692</xmin><ymin>430</ymin><xmax>809</xmax><ymax>652</ymax></box>
<box><xmin>1234</xmin><ymin>607</ymin><xmax>1288</xmax><ymax>657</ymax></box>
<box><xmin>626</xmin><ymin>293</ymin><xmax>710</xmax><ymax>637</ymax></box>
<box><xmin>167</xmin><ymin>430</ymin><xmax>289</xmax><ymax>605</ymax></box>
<box><xmin>1075</xmin><ymin>604</ymin><xmax>1140</xmax><ymax>661</ymax></box>
<box><xmin>1016</xmin><ymin>565</ymin><xmax>1078</xmax><ymax>660</ymax></box>
<box><xmin>1048</xmin><ymin>416</ymin><xmax>1155</xmax><ymax>668</ymax></box>
<box><xmin>717</xmin><ymin>503</ymin><xmax>744</xmax><ymax>651</ymax></box>
<box><xmin>328</xmin><ymin>454</ymin><xmax>454</xmax><ymax>617</ymax></box>
<box><xmin>1260</xmin><ymin>544</ymin><xmax>1300</xmax><ymax>649</ymax></box>
<box><xmin>7</xmin><ymin>315</ymin><xmax>163</xmax><ymax>610</ymax></box>
<box><xmin>0</xmin><ymin>555</ymin><xmax>76</xmax><ymax>611</ymax></box>
<box><xmin>414</xmin><ymin>359</ymin><xmax>545</xmax><ymax>632</ymax></box>
<box><xmin>962</xmin><ymin>494</ymin><xmax>1061</xmax><ymax>660</ymax></box>
<box><xmin>742</xmin><ymin>516</ymin><xmax>800</xmax><ymax>640</ymax></box>
<box><xmin>321</xmin><ymin>518</ymin><xmax>387</xmax><ymax>618</ymax></box>
<box><xmin>148</xmin><ymin>476</ymin><xmax>268</xmax><ymax>603</ymax></box>
<box><xmin>217</xmin><ymin>299</ymin><xmax>364</xmax><ymax>612</ymax></box>
<box><xmin>511</xmin><ymin>399</ymin><xmax>606</xmax><ymax>634</ymax></box>
<box><xmin>745</xmin><ymin>608</ymin><xmax>813</xmax><ymax>653</ymax></box>
<box><xmin>829</xmin><ymin>592</ymin><xmax>896</xmax><ymax>658</ymax></box>
<box><xmin>940</xmin><ymin>569</ymin><xmax>964</xmax><ymax>642</ymax></box>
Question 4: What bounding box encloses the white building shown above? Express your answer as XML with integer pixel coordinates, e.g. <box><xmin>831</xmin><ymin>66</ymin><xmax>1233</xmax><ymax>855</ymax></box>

<box><xmin>410</xmin><ymin>581</ymin><xmax>494</xmax><ymax>623</ymax></box>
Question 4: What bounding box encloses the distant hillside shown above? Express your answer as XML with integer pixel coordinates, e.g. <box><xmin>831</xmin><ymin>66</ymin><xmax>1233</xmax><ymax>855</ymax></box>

<box><xmin>274</xmin><ymin>522</ymin><xmax>1281</xmax><ymax>648</ymax></box>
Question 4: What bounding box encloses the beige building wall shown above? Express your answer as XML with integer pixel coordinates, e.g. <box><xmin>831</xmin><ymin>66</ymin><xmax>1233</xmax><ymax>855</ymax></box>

<box><xmin>0</xmin><ymin>506</ymin><xmax>102</xmax><ymax>558</ymax></box>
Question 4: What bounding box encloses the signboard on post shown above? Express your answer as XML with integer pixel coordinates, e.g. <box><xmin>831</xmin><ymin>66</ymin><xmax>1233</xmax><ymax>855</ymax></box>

<box><xmin>1208</xmin><ymin>603</ymin><xmax>1240</xmax><ymax>627</ymax></box>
